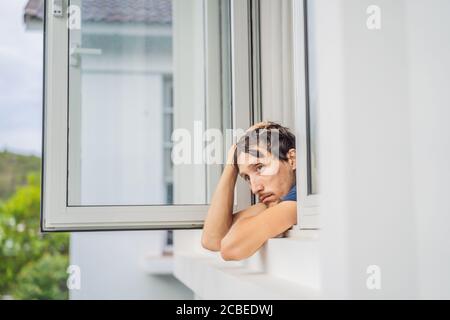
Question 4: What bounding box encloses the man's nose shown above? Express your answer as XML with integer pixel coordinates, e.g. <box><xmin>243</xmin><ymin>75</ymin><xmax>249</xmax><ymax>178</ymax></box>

<box><xmin>250</xmin><ymin>177</ymin><xmax>263</xmax><ymax>195</ymax></box>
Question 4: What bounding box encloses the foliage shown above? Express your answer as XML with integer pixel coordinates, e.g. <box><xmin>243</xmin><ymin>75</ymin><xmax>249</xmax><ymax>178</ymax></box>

<box><xmin>0</xmin><ymin>171</ymin><xmax>69</xmax><ymax>299</ymax></box>
<box><xmin>0</xmin><ymin>150</ymin><xmax>41</xmax><ymax>201</ymax></box>
<box><xmin>13</xmin><ymin>253</ymin><xmax>69</xmax><ymax>300</ymax></box>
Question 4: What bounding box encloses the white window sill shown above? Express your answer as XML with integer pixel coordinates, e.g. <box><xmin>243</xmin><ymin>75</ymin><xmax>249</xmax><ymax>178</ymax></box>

<box><xmin>174</xmin><ymin>254</ymin><xmax>319</xmax><ymax>299</ymax></box>
<box><xmin>140</xmin><ymin>252</ymin><xmax>174</xmax><ymax>275</ymax></box>
<box><xmin>173</xmin><ymin>230</ymin><xmax>321</xmax><ymax>299</ymax></box>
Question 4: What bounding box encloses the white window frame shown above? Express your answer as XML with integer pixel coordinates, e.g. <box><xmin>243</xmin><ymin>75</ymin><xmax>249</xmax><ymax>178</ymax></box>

<box><xmin>257</xmin><ymin>0</ymin><xmax>319</xmax><ymax>230</ymax></box>
<box><xmin>230</xmin><ymin>0</ymin><xmax>253</xmax><ymax>211</ymax></box>
<box><xmin>292</xmin><ymin>0</ymin><xmax>320</xmax><ymax>229</ymax></box>
<box><xmin>41</xmin><ymin>0</ymin><xmax>252</xmax><ymax>231</ymax></box>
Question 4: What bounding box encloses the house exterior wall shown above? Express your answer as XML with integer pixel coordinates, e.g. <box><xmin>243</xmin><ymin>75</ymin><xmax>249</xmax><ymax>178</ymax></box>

<box><xmin>70</xmin><ymin>231</ymin><xmax>193</xmax><ymax>299</ymax></box>
<box><xmin>320</xmin><ymin>0</ymin><xmax>450</xmax><ymax>299</ymax></box>
<box><xmin>319</xmin><ymin>0</ymin><xmax>417</xmax><ymax>299</ymax></box>
<box><xmin>174</xmin><ymin>0</ymin><xmax>450</xmax><ymax>299</ymax></box>
<box><xmin>406</xmin><ymin>0</ymin><xmax>450</xmax><ymax>299</ymax></box>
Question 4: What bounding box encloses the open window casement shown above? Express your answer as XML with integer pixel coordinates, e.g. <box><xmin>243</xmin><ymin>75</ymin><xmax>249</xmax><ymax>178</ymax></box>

<box><xmin>256</xmin><ymin>0</ymin><xmax>320</xmax><ymax>230</ymax></box>
<box><xmin>42</xmin><ymin>0</ymin><xmax>252</xmax><ymax>231</ymax></box>
<box><xmin>291</xmin><ymin>0</ymin><xmax>320</xmax><ymax>230</ymax></box>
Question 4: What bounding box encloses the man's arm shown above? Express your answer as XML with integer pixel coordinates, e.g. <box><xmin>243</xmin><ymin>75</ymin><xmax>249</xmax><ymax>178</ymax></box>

<box><xmin>231</xmin><ymin>203</ymin><xmax>267</xmax><ymax>224</ymax></box>
<box><xmin>201</xmin><ymin>144</ymin><xmax>270</xmax><ymax>252</ymax></box>
<box><xmin>220</xmin><ymin>201</ymin><xmax>297</xmax><ymax>261</ymax></box>
<box><xmin>201</xmin><ymin>166</ymin><xmax>267</xmax><ymax>251</ymax></box>
<box><xmin>201</xmin><ymin>164</ymin><xmax>237</xmax><ymax>251</ymax></box>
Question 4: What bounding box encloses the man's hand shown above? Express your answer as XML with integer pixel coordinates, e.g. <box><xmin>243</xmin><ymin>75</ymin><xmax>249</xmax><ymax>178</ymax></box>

<box><xmin>225</xmin><ymin>143</ymin><xmax>237</xmax><ymax>166</ymax></box>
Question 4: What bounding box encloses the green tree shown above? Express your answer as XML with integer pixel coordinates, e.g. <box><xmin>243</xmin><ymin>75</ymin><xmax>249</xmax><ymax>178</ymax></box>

<box><xmin>0</xmin><ymin>172</ymin><xmax>69</xmax><ymax>299</ymax></box>
<box><xmin>13</xmin><ymin>253</ymin><xmax>69</xmax><ymax>300</ymax></box>
<box><xmin>0</xmin><ymin>151</ymin><xmax>41</xmax><ymax>200</ymax></box>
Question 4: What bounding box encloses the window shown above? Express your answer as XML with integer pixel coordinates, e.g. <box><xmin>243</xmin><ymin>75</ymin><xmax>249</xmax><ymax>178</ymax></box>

<box><xmin>255</xmin><ymin>0</ymin><xmax>319</xmax><ymax>230</ymax></box>
<box><xmin>292</xmin><ymin>0</ymin><xmax>320</xmax><ymax>229</ymax></box>
<box><xmin>42</xmin><ymin>0</ymin><xmax>313</xmax><ymax>232</ymax></box>
<box><xmin>42</xmin><ymin>0</ymin><xmax>253</xmax><ymax>231</ymax></box>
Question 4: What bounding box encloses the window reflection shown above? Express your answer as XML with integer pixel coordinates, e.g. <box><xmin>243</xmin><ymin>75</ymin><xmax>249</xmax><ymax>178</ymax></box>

<box><xmin>67</xmin><ymin>0</ymin><xmax>232</xmax><ymax>206</ymax></box>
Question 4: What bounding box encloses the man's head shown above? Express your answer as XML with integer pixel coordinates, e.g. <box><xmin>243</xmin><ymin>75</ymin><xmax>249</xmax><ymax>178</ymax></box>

<box><xmin>233</xmin><ymin>121</ymin><xmax>296</xmax><ymax>207</ymax></box>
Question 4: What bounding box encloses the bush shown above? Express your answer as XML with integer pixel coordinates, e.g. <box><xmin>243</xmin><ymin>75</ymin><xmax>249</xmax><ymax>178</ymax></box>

<box><xmin>0</xmin><ymin>172</ymin><xmax>69</xmax><ymax>299</ymax></box>
<box><xmin>13</xmin><ymin>253</ymin><xmax>69</xmax><ymax>300</ymax></box>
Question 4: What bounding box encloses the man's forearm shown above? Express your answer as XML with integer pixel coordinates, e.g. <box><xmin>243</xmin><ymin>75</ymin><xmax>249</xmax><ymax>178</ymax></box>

<box><xmin>201</xmin><ymin>164</ymin><xmax>237</xmax><ymax>250</ymax></box>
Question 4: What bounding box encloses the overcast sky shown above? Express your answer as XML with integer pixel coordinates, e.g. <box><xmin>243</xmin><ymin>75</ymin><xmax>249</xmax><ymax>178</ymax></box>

<box><xmin>0</xmin><ymin>0</ymin><xmax>43</xmax><ymax>156</ymax></box>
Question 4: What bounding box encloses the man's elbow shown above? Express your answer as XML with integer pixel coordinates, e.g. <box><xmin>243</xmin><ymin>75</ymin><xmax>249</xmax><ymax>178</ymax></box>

<box><xmin>201</xmin><ymin>235</ymin><xmax>221</xmax><ymax>252</ymax></box>
<box><xmin>220</xmin><ymin>248</ymin><xmax>241</xmax><ymax>261</ymax></box>
<box><xmin>220</xmin><ymin>239</ymin><xmax>245</xmax><ymax>261</ymax></box>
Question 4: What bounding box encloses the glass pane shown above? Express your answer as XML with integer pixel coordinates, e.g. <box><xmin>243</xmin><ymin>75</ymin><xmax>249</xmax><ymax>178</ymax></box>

<box><xmin>305</xmin><ymin>0</ymin><xmax>319</xmax><ymax>194</ymax></box>
<box><xmin>67</xmin><ymin>0</ymin><xmax>232</xmax><ymax>206</ymax></box>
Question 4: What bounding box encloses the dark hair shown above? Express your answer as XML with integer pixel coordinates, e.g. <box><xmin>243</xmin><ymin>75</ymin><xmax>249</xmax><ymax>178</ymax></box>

<box><xmin>233</xmin><ymin>121</ymin><xmax>296</xmax><ymax>170</ymax></box>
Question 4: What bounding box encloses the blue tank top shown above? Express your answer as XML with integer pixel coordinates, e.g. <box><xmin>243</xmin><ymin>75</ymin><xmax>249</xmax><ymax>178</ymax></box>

<box><xmin>281</xmin><ymin>184</ymin><xmax>297</xmax><ymax>201</ymax></box>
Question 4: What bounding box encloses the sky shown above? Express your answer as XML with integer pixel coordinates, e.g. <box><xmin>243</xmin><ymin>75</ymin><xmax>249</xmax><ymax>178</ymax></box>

<box><xmin>0</xmin><ymin>0</ymin><xmax>43</xmax><ymax>156</ymax></box>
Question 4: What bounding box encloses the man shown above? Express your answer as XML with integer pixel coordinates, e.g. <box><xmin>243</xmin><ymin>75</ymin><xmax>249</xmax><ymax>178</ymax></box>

<box><xmin>201</xmin><ymin>121</ymin><xmax>297</xmax><ymax>261</ymax></box>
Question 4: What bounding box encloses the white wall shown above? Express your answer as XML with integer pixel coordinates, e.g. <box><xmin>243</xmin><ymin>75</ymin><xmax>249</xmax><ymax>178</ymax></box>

<box><xmin>406</xmin><ymin>0</ymin><xmax>450</xmax><ymax>299</ymax></box>
<box><xmin>70</xmin><ymin>231</ymin><xmax>193</xmax><ymax>299</ymax></box>
<box><xmin>80</xmin><ymin>73</ymin><xmax>165</xmax><ymax>205</ymax></box>
<box><xmin>318</xmin><ymin>0</ymin><xmax>450</xmax><ymax>298</ymax></box>
<box><xmin>70</xmin><ymin>33</ymin><xmax>171</xmax><ymax>205</ymax></box>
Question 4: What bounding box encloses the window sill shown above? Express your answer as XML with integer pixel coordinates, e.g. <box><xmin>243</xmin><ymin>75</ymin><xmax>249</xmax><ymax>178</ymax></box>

<box><xmin>173</xmin><ymin>230</ymin><xmax>321</xmax><ymax>299</ymax></box>
<box><xmin>173</xmin><ymin>253</ymin><xmax>320</xmax><ymax>299</ymax></box>
<box><xmin>140</xmin><ymin>252</ymin><xmax>174</xmax><ymax>275</ymax></box>
<box><xmin>263</xmin><ymin>229</ymin><xmax>321</xmax><ymax>289</ymax></box>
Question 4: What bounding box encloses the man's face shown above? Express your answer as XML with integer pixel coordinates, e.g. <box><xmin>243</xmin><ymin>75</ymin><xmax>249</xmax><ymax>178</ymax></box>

<box><xmin>236</xmin><ymin>146</ymin><xmax>296</xmax><ymax>207</ymax></box>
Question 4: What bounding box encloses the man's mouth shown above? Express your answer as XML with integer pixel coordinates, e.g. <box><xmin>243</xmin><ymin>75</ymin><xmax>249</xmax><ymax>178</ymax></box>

<box><xmin>259</xmin><ymin>193</ymin><xmax>273</xmax><ymax>203</ymax></box>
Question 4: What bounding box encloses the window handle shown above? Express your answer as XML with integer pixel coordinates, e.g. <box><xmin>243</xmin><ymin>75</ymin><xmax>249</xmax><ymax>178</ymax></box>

<box><xmin>69</xmin><ymin>44</ymin><xmax>102</xmax><ymax>67</ymax></box>
<box><xmin>70</xmin><ymin>46</ymin><xmax>102</xmax><ymax>56</ymax></box>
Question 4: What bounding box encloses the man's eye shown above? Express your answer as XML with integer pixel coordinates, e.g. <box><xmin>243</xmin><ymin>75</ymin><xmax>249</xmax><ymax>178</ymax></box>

<box><xmin>244</xmin><ymin>175</ymin><xmax>250</xmax><ymax>181</ymax></box>
<box><xmin>256</xmin><ymin>165</ymin><xmax>264</xmax><ymax>173</ymax></box>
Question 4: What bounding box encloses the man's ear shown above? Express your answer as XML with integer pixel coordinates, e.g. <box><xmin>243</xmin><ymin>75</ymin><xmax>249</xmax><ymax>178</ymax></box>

<box><xmin>286</xmin><ymin>148</ymin><xmax>296</xmax><ymax>170</ymax></box>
